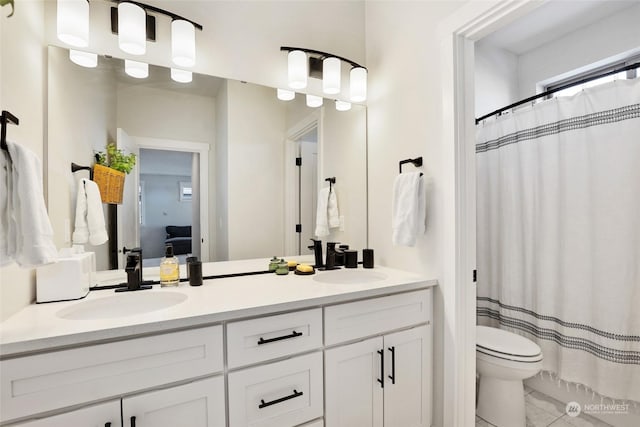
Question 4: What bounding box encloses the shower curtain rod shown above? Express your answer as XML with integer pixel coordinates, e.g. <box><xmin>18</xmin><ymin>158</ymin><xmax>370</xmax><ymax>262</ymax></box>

<box><xmin>475</xmin><ymin>61</ymin><xmax>640</xmax><ymax>124</ymax></box>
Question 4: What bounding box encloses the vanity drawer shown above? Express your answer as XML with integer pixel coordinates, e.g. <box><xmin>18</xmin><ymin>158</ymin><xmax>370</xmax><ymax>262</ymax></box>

<box><xmin>0</xmin><ymin>325</ymin><xmax>223</xmax><ymax>423</ymax></box>
<box><xmin>324</xmin><ymin>289</ymin><xmax>431</xmax><ymax>345</ymax></box>
<box><xmin>228</xmin><ymin>352</ymin><xmax>323</xmax><ymax>427</ymax></box>
<box><xmin>227</xmin><ymin>308</ymin><xmax>322</xmax><ymax>368</ymax></box>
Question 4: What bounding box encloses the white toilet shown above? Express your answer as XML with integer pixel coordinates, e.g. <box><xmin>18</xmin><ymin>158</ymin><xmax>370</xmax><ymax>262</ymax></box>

<box><xmin>476</xmin><ymin>326</ymin><xmax>543</xmax><ymax>427</ymax></box>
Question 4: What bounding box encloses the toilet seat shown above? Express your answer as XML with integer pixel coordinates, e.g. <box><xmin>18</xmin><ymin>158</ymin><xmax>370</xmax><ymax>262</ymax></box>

<box><xmin>477</xmin><ymin>326</ymin><xmax>542</xmax><ymax>362</ymax></box>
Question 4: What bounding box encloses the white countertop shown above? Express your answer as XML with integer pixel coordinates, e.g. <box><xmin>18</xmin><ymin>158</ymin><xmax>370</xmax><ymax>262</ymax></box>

<box><xmin>0</xmin><ymin>258</ymin><xmax>436</xmax><ymax>357</ymax></box>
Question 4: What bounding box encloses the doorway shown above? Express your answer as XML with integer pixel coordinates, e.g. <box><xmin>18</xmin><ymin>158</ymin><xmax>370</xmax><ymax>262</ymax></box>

<box><xmin>138</xmin><ymin>148</ymin><xmax>196</xmax><ymax>265</ymax></box>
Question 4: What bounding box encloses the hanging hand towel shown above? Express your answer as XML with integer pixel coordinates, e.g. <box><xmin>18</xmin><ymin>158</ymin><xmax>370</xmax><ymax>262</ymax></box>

<box><xmin>392</xmin><ymin>171</ymin><xmax>425</xmax><ymax>246</ymax></box>
<box><xmin>327</xmin><ymin>187</ymin><xmax>340</xmax><ymax>228</ymax></box>
<box><xmin>315</xmin><ymin>187</ymin><xmax>331</xmax><ymax>237</ymax></box>
<box><xmin>73</xmin><ymin>178</ymin><xmax>108</xmax><ymax>246</ymax></box>
<box><xmin>1</xmin><ymin>141</ymin><xmax>58</xmax><ymax>267</ymax></box>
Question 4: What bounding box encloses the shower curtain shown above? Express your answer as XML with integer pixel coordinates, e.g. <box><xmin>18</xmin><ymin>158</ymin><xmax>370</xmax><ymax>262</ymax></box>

<box><xmin>476</xmin><ymin>78</ymin><xmax>640</xmax><ymax>403</ymax></box>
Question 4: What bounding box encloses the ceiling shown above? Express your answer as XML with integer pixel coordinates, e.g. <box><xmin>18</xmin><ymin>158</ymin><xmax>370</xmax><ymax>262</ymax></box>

<box><xmin>480</xmin><ymin>0</ymin><xmax>639</xmax><ymax>55</ymax></box>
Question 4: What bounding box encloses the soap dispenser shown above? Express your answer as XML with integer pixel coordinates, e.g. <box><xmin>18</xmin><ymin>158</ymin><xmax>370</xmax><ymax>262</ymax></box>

<box><xmin>160</xmin><ymin>244</ymin><xmax>179</xmax><ymax>287</ymax></box>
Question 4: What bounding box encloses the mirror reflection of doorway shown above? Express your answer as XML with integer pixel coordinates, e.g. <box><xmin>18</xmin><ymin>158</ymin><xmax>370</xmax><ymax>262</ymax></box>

<box><xmin>296</xmin><ymin>127</ymin><xmax>318</xmax><ymax>255</ymax></box>
<box><xmin>138</xmin><ymin>148</ymin><xmax>199</xmax><ymax>266</ymax></box>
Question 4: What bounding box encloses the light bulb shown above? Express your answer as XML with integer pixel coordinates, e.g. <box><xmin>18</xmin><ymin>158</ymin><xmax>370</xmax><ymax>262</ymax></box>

<box><xmin>69</xmin><ymin>50</ymin><xmax>97</xmax><ymax>68</ymax></box>
<box><xmin>306</xmin><ymin>94</ymin><xmax>323</xmax><ymax>108</ymax></box>
<box><xmin>350</xmin><ymin>67</ymin><xmax>367</xmax><ymax>102</ymax></box>
<box><xmin>172</xmin><ymin>20</ymin><xmax>196</xmax><ymax>67</ymax></box>
<box><xmin>323</xmin><ymin>57</ymin><xmax>341</xmax><ymax>94</ymax></box>
<box><xmin>125</xmin><ymin>60</ymin><xmax>148</xmax><ymax>79</ymax></box>
<box><xmin>288</xmin><ymin>50</ymin><xmax>307</xmax><ymax>89</ymax></box>
<box><xmin>118</xmin><ymin>2</ymin><xmax>146</xmax><ymax>55</ymax></box>
<box><xmin>277</xmin><ymin>89</ymin><xmax>295</xmax><ymax>101</ymax></box>
<box><xmin>57</xmin><ymin>0</ymin><xmax>89</xmax><ymax>47</ymax></box>
<box><xmin>171</xmin><ymin>69</ymin><xmax>193</xmax><ymax>83</ymax></box>
<box><xmin>335</xmin><ymin>100</ymin><xmax>352</xmax><ymax>111</ymax></box>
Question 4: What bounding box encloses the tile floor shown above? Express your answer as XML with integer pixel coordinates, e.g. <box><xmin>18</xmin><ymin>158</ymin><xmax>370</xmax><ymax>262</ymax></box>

<box><xmin>476</xmin><ymin>386</ymin><xmax>613</xmax><ymax>427</ymax></box>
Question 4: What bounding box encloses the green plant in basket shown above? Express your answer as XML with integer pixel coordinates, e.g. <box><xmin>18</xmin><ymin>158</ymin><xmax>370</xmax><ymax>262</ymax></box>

<box><xmin>96</xmin><ymin>143</ymin><xmax>136</xmax><ymax>174</ymax></box>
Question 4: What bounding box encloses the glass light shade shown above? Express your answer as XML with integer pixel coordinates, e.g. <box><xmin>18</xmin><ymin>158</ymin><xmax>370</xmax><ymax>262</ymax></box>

<box><xmin>171</xmin><ymin>69</ymin><xmax>192</xmax><ymax>83</ymax></box>
<box><xmin>288</xmin><ymin>50</ymin><xmax>308</xmax><ymax>89</ymax></box>
<box><xmin>57</xmin><ymin>0</ymin><xmax>89</xmax><ymax>47</ymax></box>
<box><xmin>124</xmin><ymin>60</ymin><xmax>148</xmax><ymax>79</ymax></box>
<box><xmin>118</xmin><ymin>2</ymin><xmax>146</xmax><ymax>55</ymax></box>
<box><xmin>335</xmin><ymin>100</ymin><xmax>352</xmax><ymax>111</ymax></box>
<box><xmin>277</xmin><ymin>89</ymin><xmax>295</xmax><ymax>101</ymax></box>
<box><xmin>350</xmin><ymin>67</ymin><xmax>368</xmax><ymax>102</ymax></box>
<box><xmin>323</xmin><ymin>57</ymin><xmax>341</xmax><ymax>94</ymax></box>
<box><xmin>171</xmin><ymin>20</ymin><xmax>196</xmax><ymax>67</ymax></box>
<box><xmin>306</xmin><ymin>94</ymin><xmax>323</xmax><ymax>108</ymax></box>
<box><xmin>69</xmin><ymin>50</ymin><xmax>97</xmax><ymax>68</ymax></box>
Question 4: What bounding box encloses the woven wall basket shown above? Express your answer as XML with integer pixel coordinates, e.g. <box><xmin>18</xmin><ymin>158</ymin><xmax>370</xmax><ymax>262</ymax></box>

<box><xmin>93</xmin><ymin>164</ymin><xmax>125</xmax><ymax>204</ymax></box>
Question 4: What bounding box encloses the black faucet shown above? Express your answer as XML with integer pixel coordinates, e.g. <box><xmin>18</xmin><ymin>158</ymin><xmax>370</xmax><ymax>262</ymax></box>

<box><xmin>324</xmin><ymin>242</ymin><xmax>341</xmax><ymax>270</ymax></box>
<box><xmin>116</xmin><ymin>248</ymin><xmax>151</xmax><ymax>292</ymax></box>
<box><xmin>308</xmin><ymin>239</ymin><xmax>324</xmax><ymax>269</ymax></box>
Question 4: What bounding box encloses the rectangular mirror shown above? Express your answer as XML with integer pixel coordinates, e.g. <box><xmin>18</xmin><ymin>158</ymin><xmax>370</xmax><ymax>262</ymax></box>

<box><xmin>46</xmin><ymin>45</ymin><xmax>368</xmax><ymax>270</ymax></box>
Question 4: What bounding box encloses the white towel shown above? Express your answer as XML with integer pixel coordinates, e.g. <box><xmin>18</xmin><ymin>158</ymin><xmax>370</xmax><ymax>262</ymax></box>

<box><xmin>392</xmin><ymin>172</ymin><xmax>425</xmax><ymax>246</ymax></box>
<box><xmin>73</xmin><ymin>178</ymin><xmax>108</xmax><ymax>246</ymax></box>
<box><xmin>315</xmin><ymin>186</ymin><xmax>340</xmax><ymax>237</ymax></box>
<box><xmin>1</xmin><ymin>141</ymin><xmax>58</xmax><ymax>267</ymax></box>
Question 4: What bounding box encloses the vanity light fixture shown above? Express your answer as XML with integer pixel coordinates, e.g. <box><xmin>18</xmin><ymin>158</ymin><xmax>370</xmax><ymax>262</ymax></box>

<box><xmin>118</xmin><ymin>2</ymin><xmax>146</xmax><ymax>55</ymax></box>
<box><xmin>171</xmin><ymin>68</ymin><xmax>192</xmax><ymax>83</ymax></box>
<box><xmin>323</xmin><ymin>57</ymin><xmax>341</xmax><ymax>94</ymax></box>
<box><xmin>306</xmin><ymin>94</ymin><xmax>323</xmax><ymax>108</ymax></box>
<box><xmin>277</xmin><ymin>89</ymin><xmax>296</xmax><ymax>101</ymax></box>
<box><xmin>124</xmin><ymin>59</ymin><xmax>148</xmax><ymax>79</ymax></box>
<box><xmin>281</xmin><ymin>46</ymin><xmax>367</xmax><ymax>102</ymax></box>
<box><xmin>288</xmin><ymin>50</ymin><xmax>308</xmax><ymax>89</ymax></box>
<box><xmin>350</xmin><ymin>67</ymin><xmax>368</xmax><ymax>102</ymax></box>
<box><xmin>172</xmin><ymin>20</ymin><xmax>196</xmax><ymax>67</ymax></box>
<box><xmin>335</xmin><ymin>100</ymin><xmax>352</xmax><ymax>111</ymax></box>
<box><xmin>69</xmin><ymin>50</ymin><xmax>98</xmax><ymax>68</ymax></box>
<box><xmin>57</xmin><ymin>0</ymin><xmax>89</xmax><ymax>47</ymax></box>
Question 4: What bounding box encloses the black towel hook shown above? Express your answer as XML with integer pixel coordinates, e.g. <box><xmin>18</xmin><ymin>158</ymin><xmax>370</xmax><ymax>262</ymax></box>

<box><xmin>325</xmin><ymin>177</ymin><xmax>336</xmax><ymax>192</ymax></box>
<box><xmin>399</xmin><ymin>157</ymin><xmax>423</xmax><ymax>175</ymax></box>
<box><xmin>71</xmin><ymin>162</ymin><xmax>94</xmax><ymax>180</ymax></box>
<box><xmin>1</xmin><ymin>110</ymin><xmax>19</xmax><ymax>152</ymax></box>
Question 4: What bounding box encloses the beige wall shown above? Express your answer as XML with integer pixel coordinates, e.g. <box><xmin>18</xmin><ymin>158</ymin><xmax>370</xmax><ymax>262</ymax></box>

<box><xmin>226</xmin><ymin>80</ymin><xmax>286</xmax><ymax>260</ymax></box>
<box><xmin>364</xmin><ymin>2</ymin><xmax>468</xmax><ymax>426</ymax></box>
<box><xmin>0</xmin><ymin>1</ymin><xmax>46</xmax><ymax>321</ymax></box>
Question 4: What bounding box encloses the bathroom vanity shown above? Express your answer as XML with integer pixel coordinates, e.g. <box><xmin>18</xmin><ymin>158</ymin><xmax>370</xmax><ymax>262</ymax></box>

<box><xmin>0</xmin><ymin>261</ymin><xmax>436</xmax><ymax>427</ymax></box>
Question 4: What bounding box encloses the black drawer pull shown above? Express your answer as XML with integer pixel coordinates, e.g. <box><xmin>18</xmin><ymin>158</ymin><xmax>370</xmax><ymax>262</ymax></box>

<box><xmin>388</xmin><ymin>346</ymin><xmax>396</xmax><ymax>384</ymax></box>
<box><xmin>257</xmin><ymin>330</ymin><xmax>303</xmax><ymax>345</ymax></box>
<box><xmin>130</xmin><ymin>416</ymin><xmax>136</xmax><ymax>427</ymax></box>
<box><xmin>105</xmin><ymin>423</ymin><xmax>112</xmax><ymax>427</ymax></box>
<box><xmin>377</xmin><ymin>349</ymin><xmax>384</xmax><ymax>388</ymax></box>
<box><xmin>258</xmin><ymin>389</ymin><xmax>304</xmax><ymax>409</ymax></box>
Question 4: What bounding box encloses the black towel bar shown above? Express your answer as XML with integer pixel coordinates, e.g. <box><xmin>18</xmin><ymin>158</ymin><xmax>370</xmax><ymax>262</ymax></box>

<box><xmin>399</xmin><ymin>157</ymin><xmax>423</xmax><ymax>175</ymax></box>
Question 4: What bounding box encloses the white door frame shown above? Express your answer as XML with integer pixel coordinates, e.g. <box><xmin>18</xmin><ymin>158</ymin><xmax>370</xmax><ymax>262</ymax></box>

<box><xmin>133</xmin><ymin>136</ymin><xmax>211</xmax><ymax>262</ymax></box>
<box><xmin>284</xmin><ymin>110</ymin><xmax>322</xmax><ymax>255</ymax></box>
<box><xmin>438</xmin><ymin>1</ymin><xmax>544</xmax><ymax>426</ymax></box>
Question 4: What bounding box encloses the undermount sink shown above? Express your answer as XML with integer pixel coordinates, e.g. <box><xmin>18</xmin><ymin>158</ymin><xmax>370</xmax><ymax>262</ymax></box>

<box><xmin>57</xmin><ymin>291</ymin><xmax>188</xmax><ymax>320</ymax></box>
<box><xmin>313</xmin><ymin>269</ymin><xmax>388</xmax><ymax>284</ymax></box>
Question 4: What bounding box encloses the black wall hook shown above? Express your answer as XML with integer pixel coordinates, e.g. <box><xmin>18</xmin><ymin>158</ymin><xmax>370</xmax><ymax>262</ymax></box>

<box><xmin>399</xmin><ymin>157</ymin><xmax>423</xmax><ymax>175</ymax></box>
<box><xmin>325</xmin><ymin>177</ymin><xmax>336</xmax><ymax>192</ymax></box>
<box><xmin>1</xmin><ymin>110</ymin><xmax>19</xmax><ymax>152</ymax></box>
<box><xmin>71</xmin><ymin>162</ymin><xmax>94</xmax><ymax>180</ymax></box>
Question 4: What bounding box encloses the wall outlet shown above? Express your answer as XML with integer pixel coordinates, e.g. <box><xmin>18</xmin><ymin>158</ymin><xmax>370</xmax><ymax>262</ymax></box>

<box><xmin>339</xmin><ymin>215</ymin><xmax>345</xmax><ymax>231</ymax></box>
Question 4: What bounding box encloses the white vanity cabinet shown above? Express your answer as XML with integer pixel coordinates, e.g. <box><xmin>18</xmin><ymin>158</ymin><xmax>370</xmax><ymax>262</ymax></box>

<box><xmin>324</xmin><ymin>290</ymin><xmax>432</xmax><ymax>427</ymax></box>
<box><xmin>1</xmin><ymin>325</ymin><xmax>224</xmax><ymax>426</ymax></box>
<box><xmin>122</xmin><ymin>376</ymin><xmax>225</xmax><ymax>427</ymax></box>
<box><xmin>1</xmin><ymin>272</ymin><xmax>435</xmax><ymax>427</ymax></box>
<box><xmin>8</xmin><ymin>401</ymin><xmax>122</xmax><ymax>427</ymax></box>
